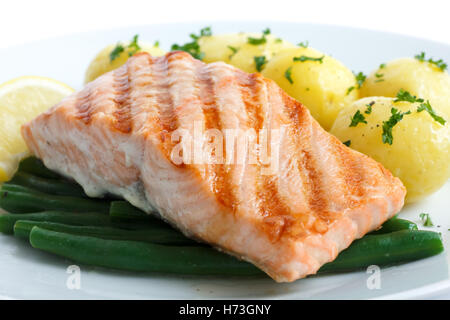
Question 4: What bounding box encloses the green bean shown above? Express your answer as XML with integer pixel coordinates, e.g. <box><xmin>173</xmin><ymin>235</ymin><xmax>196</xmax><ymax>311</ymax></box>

<box><xmin>0</xmin><ymin>210</ymin><xmax>176</xmax><ymax>235</ymax></box>
<box><xmin>109</xmin><ymin>201</ymin><xmax>172</xmax><ymax>230</ymax></box>
<box><xmin>28</xmin><ymin>226</ymin><xmax>443</xmax><ymax>276</ymax></box>
<box><xmin>319</xmin><ymin>230</ymin><xmax>443</xmax><ymax>273</ymax></box>
<box><xmin>109</xmin><ymin>201</ymin><xmax>179</xmax><ymax>230</ymax></box>
<box><xmin>29</xmin><ymin>227</ymin><xmax>261</xmax><ymax>276</ymax></box>
<box><xmin>18</xmin><ymin>157</ymin><xmax>61</xmax><ymax>179</ymax></box>
<box><xmin>9</xmin><ymin>171</ymin><xmax>87</xmax><ymax>198</ymax></box>
<box><xmin>0</xmin><ymin>184</ymin><xmax>110</xmax><ymax>213</ymax></box>
<box><xmin>369</xmin><ymin>217</ymin><xmax>418</xmax><ymax>235</ymax></box>
<box><xmin>109</xmin><ymin>201</ymin><xmax>160</xmax><ymax>223</ymax></box>
<box><xmin>0</xmin><ymin>212</ymin><xmax>111</xmax><ymax>234</ymax></box>
<box><xmin>14</xmin><ymin>220</ymin><xmax>196</xmax><ymax>245</ymax></box>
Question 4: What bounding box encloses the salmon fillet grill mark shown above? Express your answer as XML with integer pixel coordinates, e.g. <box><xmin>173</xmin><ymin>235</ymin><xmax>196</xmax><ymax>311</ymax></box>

<box><xmin>21</xmin><ymin>51</ymin><xmax>406</xmax><ymax>282</ymax></box>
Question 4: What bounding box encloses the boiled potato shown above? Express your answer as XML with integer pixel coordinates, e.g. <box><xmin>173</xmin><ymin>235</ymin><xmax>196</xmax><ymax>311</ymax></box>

<box><xmin>360</xmin><ymin>58</ymin><xmax>450</xmax><ymax>117</ymax></box>
<box><xmin>262</xmin><ymin>47</ymin><xmax>358</xmax><ymax>130</ymax></box>
<box><xmin>228</xmin><ymin>34</ymin><xmax>295</xmax><ymax>73</ymax></box>
<box><xmin>199</xmin><ymin>32</ymin><xmax>294</xmax><ymax>71</ymax></box>
<box><xmin>198</xmin><ymin>33</ymin><xmax>249</xmax><ymax>64</ymax></box>
<box><xmin>84</xmin><ymin>41</ymin><xmax>165</xmax><ymax>83</ymax></box>
<box><xmin>330</xmin><ymin>97</ymin><xmax>450</xmax><ymax>203</ymax></box>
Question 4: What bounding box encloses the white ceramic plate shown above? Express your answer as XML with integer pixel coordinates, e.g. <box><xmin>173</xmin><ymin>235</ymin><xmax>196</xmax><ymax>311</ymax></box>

<box><xmin>0</xmin><ymin>21</ymin><xmax>449</xmax><ymax>300</ymax></box>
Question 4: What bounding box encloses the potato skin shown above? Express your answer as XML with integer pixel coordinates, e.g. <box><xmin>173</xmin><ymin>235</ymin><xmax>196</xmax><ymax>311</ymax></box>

<box><xmin>84</xmin><ymin>42</ymin><xmax>165</xmax><ymax>83</ymax></box>
<box><xmin>262</xmin><ymin>47</ymin><xmax>358</xmax><ymax>130</ymax></box>
<box><xmin>360</xmin><ymin>58</ymin><xmax>450</xmax><ymax>117</ymax></box>
<box><xmin>330</xmin><ymin>97</ymin><xmax>450</xmax><ymax>203</ymax></box>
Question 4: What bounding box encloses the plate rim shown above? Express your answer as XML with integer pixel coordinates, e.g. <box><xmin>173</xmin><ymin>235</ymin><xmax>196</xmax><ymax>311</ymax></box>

<box><xmin>1</xmin><ymin>20</ymin><xmax>449</xmax><ymax>53</ymax></box>
<box><xmin>374</xmin><ymin>279</ymin><xmax>450</xmax><ymax>300</ymax></box>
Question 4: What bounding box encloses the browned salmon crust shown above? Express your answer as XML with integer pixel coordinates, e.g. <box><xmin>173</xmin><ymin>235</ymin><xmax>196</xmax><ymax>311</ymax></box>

<box><xmin>22</xmin><ymin>51</ymin><xmax>406</xmax><ymax>282</ymax></box>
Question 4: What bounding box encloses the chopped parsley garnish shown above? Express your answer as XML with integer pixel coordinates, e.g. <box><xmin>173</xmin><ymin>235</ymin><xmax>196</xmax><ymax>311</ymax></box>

<box><xmin>346</xmin><ymin>86</ymin><xmax>355</xmax><ymax>95</ymax></box>
<box><xmin>415</xmin><ymin>52</ymin><xmax>426</xmax><ymax>61</ymax></box>
<box><xmin>346</xmin><ymin>71</ymin><xmax>366</xmax><ymax>95</ymax></box>
<box><xmin>293</xmin><ymin>55</ymin><xmax>325</xmax><ymax>63</ymax></box>
<box><xmin>379</xmin><ymin>63</ymin><xmax>386</xmax><ymax>69</ymax></box>
<box><xmin>110</xmin><ymin>44</ymin><xmax>125</xmax><ymax>62</ymax></box>
<box><xmin>355</xmin><ymin>71</ymin><xmax>366</xmax><ymax>88</ymax></box>
<box><xmin>228</xmin><ymin>46</ymin><xmax>238</xmax><ymax>54</ymax></box>
<box><xmin>382</xmin><ymin>108</ymin><xmax>411</xmax><ymax>145</ymax></box>
<box><xmin>110</xmin><ymin>34</ymin><xmax>144</xmax><ymax>62</ymax></box>
<box><xmin>298</xmin><ymin>41</ymin><xmax>309</xmax><ymax>48</ymax></box>
<box><xmin>394</xmin><ymin>89</ymin><xmax>446</xmax><ymax>125</ymax></box>
<box><xmin>254</xmin><ymin>56</ymin><xmax>267</xmax><ymax>72</ymax></box>
<box><xmin>248</xmin><ymin>37</ymin><xmax>266</xmax><ymax>45</ymax></box>
<box><xmin>365</xmin><ymin>101</ymin><xmax>375</xmax><ymax>114</ymax></box>
<box><xmin>202</xmin><ymin>27</ymin><xmax>212</xmax><ymax>37</ymax></box>
<box><xmin>248</xmin><ymin>28</ymin><xmax>271</xmax><ymax>45</ymax></box>
<box><xmin>284</xmin><ymin>67</ymin><xmax>294</xmax><ymax>84</ymax></box>
<box><xmin>262</xmin><ymin>28</ymin><xmax>271</xmax><ymax>35</ymax></box>
<box><xmin>154</xmin><ymin>40</ymin><xmax>160</xmax><ymax>47</ymax></box>
<box><xmin>127</xmin><ymin>35</ymin><xmax>141</xmax><ymax>56</ymax></box>
<box><xmin>394</xmin><ymin>89</ymin><xmax>446</xmax><ymax>124</ymax></box>
<box><xmin>374</xmin><ymin>73</ymin><xmax>384</xmax><ymax>82</ymax></box>
<box><xmin>343</xmin><ymin>140</ymin><xmax>351</xmax><ymax>147</ymax></box>
<box><xmin>394</xmin><ymin>89</ymin><xmax>424</xmax><ymax>103</ymax></box>
<box><xmin>228</xmin><ymin>46</ymin><xmax>239</xmax><ymax>59</ymax></box>
<box><xmin>417</xmin><ymin>100</ymin><xmax>446</xmax><ymax>125</ymax></box>
<box><xmin>420</xmin><ymin>213</ymin><xmax>434</xmax><ymax>227</ymax></box>
<box><xmin>171</xmin><ymin>27</ymin><xmax>212</xmax><ymax>60</ymax></box>
<box><xmin>415</xmin><ymin>52</ymin><xmax>448</xmax><ymax>71</ymax></box>
<box><xmin>349</xmin><ymin>110</ymin><xmax>367</xmax><ymax>127</ymax></box>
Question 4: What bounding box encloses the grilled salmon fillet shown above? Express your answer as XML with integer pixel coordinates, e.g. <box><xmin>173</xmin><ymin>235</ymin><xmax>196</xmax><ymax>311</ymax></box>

<box><xmin>21</xmin><ymin>51</ymin><xmax>406</xmax><ymax>282</ymax></box>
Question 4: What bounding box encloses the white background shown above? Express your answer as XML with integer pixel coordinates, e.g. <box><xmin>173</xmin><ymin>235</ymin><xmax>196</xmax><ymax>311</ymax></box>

<box><xmin>1</xmin><ymin>0</ymin><xmax>449</xmax><ymax>299</ymax></box>
<box><xmin>1</xmin><ymin>0</ymin><xmax>449</xmax><ymax>48</ymax></box>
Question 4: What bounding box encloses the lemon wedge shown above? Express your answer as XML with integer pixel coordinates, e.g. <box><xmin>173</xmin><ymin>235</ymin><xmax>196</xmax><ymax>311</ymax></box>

<box><xmin>0</xmin><ymin>76</ymin><xmax>74</xmax><ymax>181</ymax></box>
